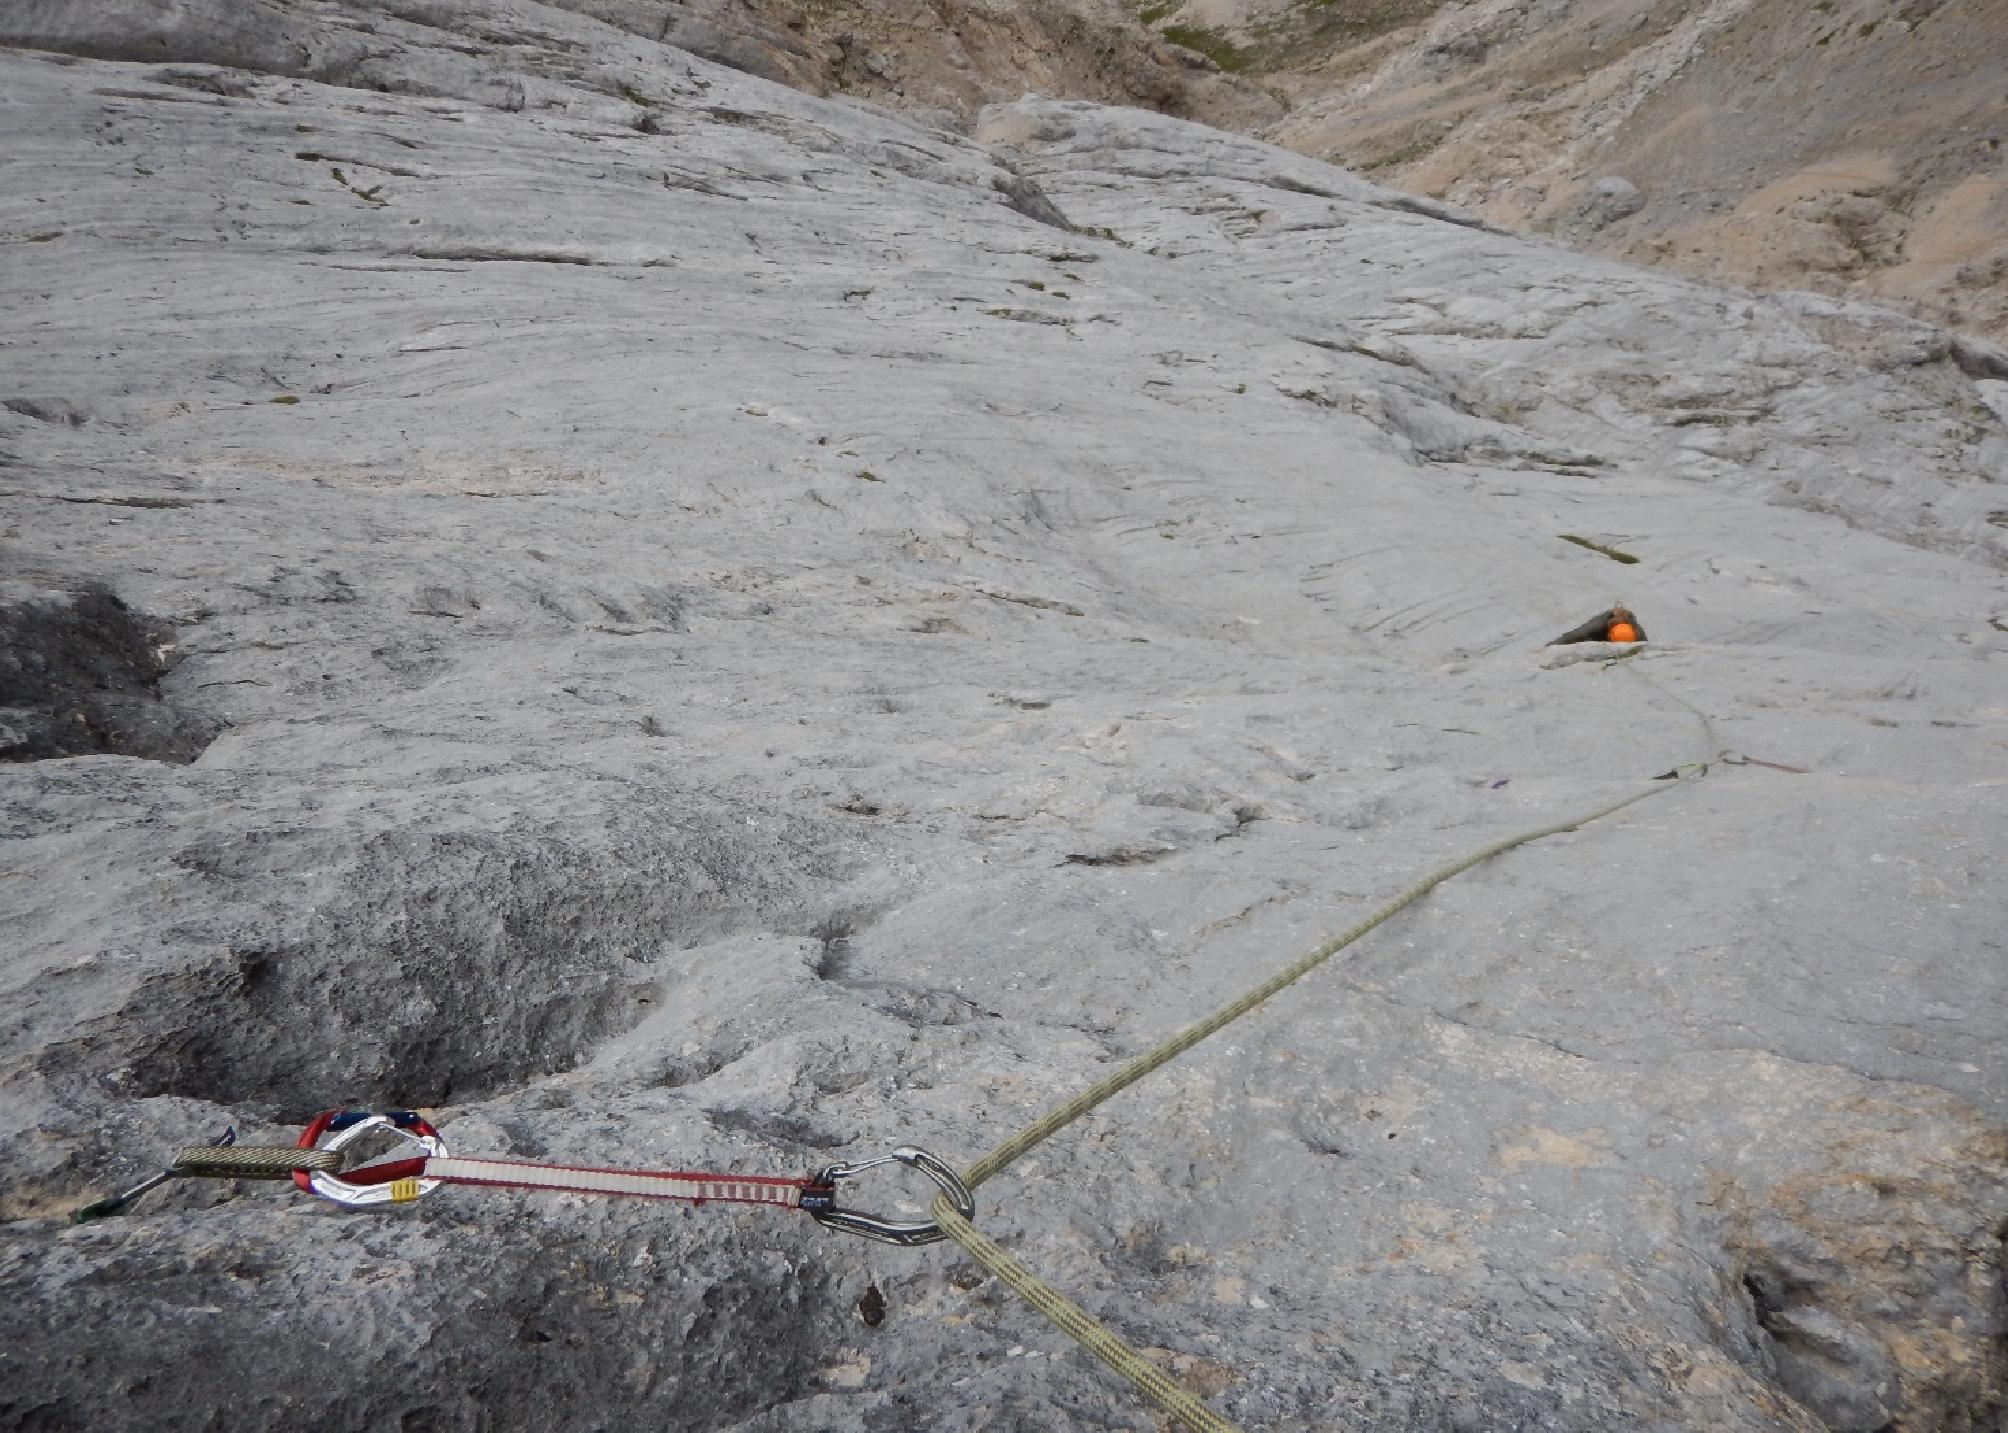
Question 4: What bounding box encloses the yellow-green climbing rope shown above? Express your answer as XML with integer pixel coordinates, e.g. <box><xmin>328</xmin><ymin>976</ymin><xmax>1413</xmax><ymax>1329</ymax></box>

<box><xmin>936</xmin><ymin>735</ymin><xmax>1721</xmax><ymax>1431</ymax></box>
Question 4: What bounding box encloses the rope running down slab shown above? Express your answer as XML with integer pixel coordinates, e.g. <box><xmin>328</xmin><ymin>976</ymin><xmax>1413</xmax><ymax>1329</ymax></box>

<box><xmin>934</xmin><ymin>753</ymin><xmax>1718</xmax><ymax>1432</ymax></box>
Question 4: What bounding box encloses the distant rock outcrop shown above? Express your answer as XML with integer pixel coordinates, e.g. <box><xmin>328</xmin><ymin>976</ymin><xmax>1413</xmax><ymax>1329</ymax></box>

<box><xmin>1139</xmin><ymin>0</ymin><xmax>2008</xmax><ymax>343</ymax></box>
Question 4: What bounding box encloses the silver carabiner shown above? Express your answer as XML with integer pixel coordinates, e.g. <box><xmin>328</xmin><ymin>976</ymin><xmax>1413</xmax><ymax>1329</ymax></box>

<box><xmin>306</xmin><ymin>1113</ymin><xmax>448</xmax><ymax>1208</ymax></box>
<box><xmin>807</xmin><ymin>1146</ymin><xmax>974</xmax><ymax>1247</ymax></box>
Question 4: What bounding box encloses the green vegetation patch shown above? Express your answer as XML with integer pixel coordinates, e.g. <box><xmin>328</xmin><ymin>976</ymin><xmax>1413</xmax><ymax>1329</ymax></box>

<box><xmin>1161</xmin><ymin>24</ymin><xmax>1252</xmax><ymax>71</ymax></box>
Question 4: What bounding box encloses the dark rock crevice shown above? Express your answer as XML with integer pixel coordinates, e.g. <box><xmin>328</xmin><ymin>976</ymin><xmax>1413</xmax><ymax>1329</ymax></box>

<box><xmin>0</xmin><ymin>581</ymin><xmax>221</xmax><ymax>764</ymax></box>
<box><xmin>992</xmin><ymin>168</ymin><xmax>1075</xmax><ymax>232</ymax></box>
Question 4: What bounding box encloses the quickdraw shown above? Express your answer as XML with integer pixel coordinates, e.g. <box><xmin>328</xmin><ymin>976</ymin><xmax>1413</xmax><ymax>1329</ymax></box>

<box><xmin>79</xmin><ymin>1109</ymin><xmax>973</xmax><ymax>1248</ymax></box>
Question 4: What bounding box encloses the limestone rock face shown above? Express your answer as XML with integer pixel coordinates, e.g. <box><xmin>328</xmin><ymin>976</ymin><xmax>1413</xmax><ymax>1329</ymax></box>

<box><xmin>38</xmin><ymin>0</ymin><xmax>1999</xmax><ymax>342</ymax></box>
<box><xmin>1</xmin><ymin>5</ymin><xmax>2003</xmax><ymax>1432</ymax></box>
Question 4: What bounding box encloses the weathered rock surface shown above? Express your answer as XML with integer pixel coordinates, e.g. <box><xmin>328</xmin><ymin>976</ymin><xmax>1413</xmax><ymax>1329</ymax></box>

<box><xmin>0</xmin><ymin>4</ymin><xmax>2003</xmax><ymax>1431</ymax></box>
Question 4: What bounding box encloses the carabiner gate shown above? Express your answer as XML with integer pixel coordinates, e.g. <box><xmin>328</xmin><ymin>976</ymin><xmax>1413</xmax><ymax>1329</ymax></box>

<box><xmin>805</xmin><ymin>1146</ymin><xmax>974</xmax><ymax>1247</ymax></box>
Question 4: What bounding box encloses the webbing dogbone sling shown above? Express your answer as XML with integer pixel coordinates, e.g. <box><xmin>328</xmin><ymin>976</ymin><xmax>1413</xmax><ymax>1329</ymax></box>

<box><xmin>289</xmin><ymin>1110</ymin><xmax>975</xmax><ymax>1245</ymax></box>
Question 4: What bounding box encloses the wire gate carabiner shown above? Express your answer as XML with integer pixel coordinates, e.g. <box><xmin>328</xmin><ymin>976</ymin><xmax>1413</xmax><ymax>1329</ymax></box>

<box><xmin>804</xmin><ymin>1146</ymin><xmax>975</xmax><ymax>1246</ymax></box>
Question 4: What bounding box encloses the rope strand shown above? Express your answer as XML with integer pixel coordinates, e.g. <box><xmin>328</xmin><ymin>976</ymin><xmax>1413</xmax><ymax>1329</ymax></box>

<box><xmin>941</xmin><ymin>729</ymin><xmax>1718</xmax><ymax>1430</ymax></box>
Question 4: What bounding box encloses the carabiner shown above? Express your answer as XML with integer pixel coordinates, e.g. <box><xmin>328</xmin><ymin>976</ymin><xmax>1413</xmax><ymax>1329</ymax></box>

<box><xmin>805</xmin><ymin>1146</ymin><xmax>974</xmax><ymax>1247</ymax></box>
<box><xmin>299</xmin><ymin>1110</ymin><xmax>448</xmax><ymax>1208</ymax></box>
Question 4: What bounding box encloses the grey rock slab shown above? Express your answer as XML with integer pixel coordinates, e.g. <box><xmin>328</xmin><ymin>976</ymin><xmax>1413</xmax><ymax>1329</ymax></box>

<box><xmin>978</xmin><ymin>96</ymin><xmax>2008</xmax><ymax>568</ymax></box>
<box><xmin>0</xmin><ymin>5</ymin><xmax>2002</xmax><ymax>1431</ymax></box>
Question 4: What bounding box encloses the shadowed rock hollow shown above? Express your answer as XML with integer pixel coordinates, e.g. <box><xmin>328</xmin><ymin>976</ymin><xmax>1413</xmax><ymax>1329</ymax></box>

<box><xmin>0</xmin><ymin>3</ymin><xmax>2002</xmax><ymax>1431</ymax></box>
<box><xmin>0</xmin><ymin>581</ymin><xmax>220</xmax><ymax>763</ymax></box>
